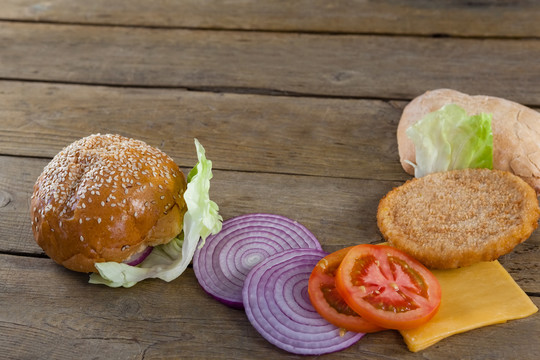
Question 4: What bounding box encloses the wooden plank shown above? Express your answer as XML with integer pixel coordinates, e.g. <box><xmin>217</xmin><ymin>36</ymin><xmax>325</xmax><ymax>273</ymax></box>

<box><xmin>2</xmin><ymin>0</ymin><xmax>540</xmax><ymax>37</ymax></box>
<box><xmin>0</xmin><ymin>155</ymin><xmax>396</xmax><ymax>256</ymax></box>
<box><xmin>2</xmin><ymin>23</ymin><xmax>540</xmax><ymax>104</ymax></box>
<box><xmin>2</xmin><ymin>155</ymin><xmax>538</xmax><ymax>293</ymax></box>
<box><xmin>1</xmin><ymin>253</ymin><xmax>538</xmax><ymax>359</ymax></box>
<box><xmin>0</xmin><ymin>81</ymin><xmax>406</xmax><ymax>180</ymax></box>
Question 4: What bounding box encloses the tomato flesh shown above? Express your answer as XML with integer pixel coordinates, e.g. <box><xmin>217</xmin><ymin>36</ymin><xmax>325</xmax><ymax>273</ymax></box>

<box><xmin>308</xmin><ymin>247</ymin><xmax>385</xmax><ymax>333</ymax></box>
<box><xmin>320</xmin><ymin>284</ymin><xmax>358</xmax><ymax>316</ymax></box>
<box><xmin>336</xmin><ymin>244</ymin><xmax>441</xmax><ymax>330</ymax></box>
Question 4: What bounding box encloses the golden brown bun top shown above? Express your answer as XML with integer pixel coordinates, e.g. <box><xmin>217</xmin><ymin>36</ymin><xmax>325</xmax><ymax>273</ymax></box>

<box><xmin>398</xmin><ymin>88</ymin><xmax>540</xmax><ymax>194</ymax></box>
<box><xmin>377</xmin><ymin>168</ymin><xmax>539</xmax><ymax>269</ymax></box>
<box><xmin>31</xmin><ymin>134</ymin><xmax>187</xmax><ymax>273</ymax></box>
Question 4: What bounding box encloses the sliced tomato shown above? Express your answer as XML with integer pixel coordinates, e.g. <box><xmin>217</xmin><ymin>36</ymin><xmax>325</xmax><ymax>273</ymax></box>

<box><xmin>335</xmin><ymin>244</ymin><xmax>441</xmax><ymax>330</ymax></box>
<box><xmin>308</xmin><ymin>247</ymin><xmax>385</xmax><ymax>333</ymax></box>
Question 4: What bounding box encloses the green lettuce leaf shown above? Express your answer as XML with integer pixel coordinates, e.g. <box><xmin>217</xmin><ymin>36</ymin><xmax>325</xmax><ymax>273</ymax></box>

<box><xmin>406</xmin><ymin>104</ymin><xmax>493</xmax><ymax>178</ymax></box>
<box><xmin>89</xmin><ymin>139</ymin><xmax>223</xmax><ymax>287</ymax></box>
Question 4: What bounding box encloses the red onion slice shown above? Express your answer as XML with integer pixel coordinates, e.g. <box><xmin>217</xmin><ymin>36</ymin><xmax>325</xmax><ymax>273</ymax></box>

<box><xmin>193</xmin><ymin>213</ymin><xmax>322</xmax><ymax>308</ymax></box>
<box><xmin>123</xmin><ymin>246</ymin><xmax>153</xmax><ymax>266</ymax></box>
<box><xmin>243</xmin><ymin>249</ymin><xmax>365</xmax><ymax>355</ymax></box>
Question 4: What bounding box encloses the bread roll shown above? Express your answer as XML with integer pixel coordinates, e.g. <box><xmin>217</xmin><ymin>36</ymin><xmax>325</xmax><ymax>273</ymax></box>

<box><xmin>30</xmin><ymin>134</ymin><xmax>188</xmax><ymax>273</ymax></box>
<box><xmin>398</xmin><ymin>89</ymin><xmax>540</xmax><ymax>194</ymax></box>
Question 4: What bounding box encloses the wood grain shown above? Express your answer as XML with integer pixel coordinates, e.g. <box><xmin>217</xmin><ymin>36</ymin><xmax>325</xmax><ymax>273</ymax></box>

<box><xmin>2</xmin><ymin>0</ymin><xmax>540</xmax><ymax>37</ymax></box>
<box><xmin>0</xmin><ymin>81</ymin><xmax>405</xmax><ymax>180</ymax></box>
<box><xmin>2</xmin><ymin>22</ymin><xmax>540</xmax><ymax>104</ymax></box>
<box><xmin>2</xmin><ymin>154</ymin><xmax>538</xmax><ymax>293</ymax></box>
<box><xmin>1</xmin><ymin>253</ymin><xmax>538</xmax><ymax>360</ymax></box>
<box><xmin>1</xmin><ymin>2</ymin><xmax>539</xmax><ymax>359</ymax></box>
<box><xmin>0</xmin><ymin>155</ymin><xmax>395</xmax><ymax>256</ymax></box>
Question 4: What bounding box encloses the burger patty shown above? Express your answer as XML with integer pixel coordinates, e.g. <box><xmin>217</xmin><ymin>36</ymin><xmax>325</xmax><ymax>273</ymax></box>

<box><xmin>377</xmin><ymin>168</ymin><xmax>539</xmax><ymax>269</ymax></box>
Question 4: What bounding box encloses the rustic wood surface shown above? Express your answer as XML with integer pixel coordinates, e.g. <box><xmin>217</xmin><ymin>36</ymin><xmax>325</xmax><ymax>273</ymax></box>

<box><xmin>1</xmin><ymin>1</ymin><xmax>538</xmax><ymax>359</ymax></box>
<box><xmin>2</xmin><ymin>0</ymin><xmax>540</xmax><ymax>37</ymax></box>
<box><xmin>2</xmin><ymin>22</ymin><xmax>540</xmax><ymax>104</ymax></box>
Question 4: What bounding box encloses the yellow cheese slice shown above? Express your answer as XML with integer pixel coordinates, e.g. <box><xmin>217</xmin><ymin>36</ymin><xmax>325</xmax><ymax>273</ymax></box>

<box><xmin>400</xmin><ymin>260</ymin><xmax>538</xmax><ymax>352</ymax></box>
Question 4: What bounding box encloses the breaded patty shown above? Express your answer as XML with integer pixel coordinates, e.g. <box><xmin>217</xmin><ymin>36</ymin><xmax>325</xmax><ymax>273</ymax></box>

<box><xmin>377</xmin><ymin>168</ymin><xmax>540</xmax><ymax>269</ymax></box>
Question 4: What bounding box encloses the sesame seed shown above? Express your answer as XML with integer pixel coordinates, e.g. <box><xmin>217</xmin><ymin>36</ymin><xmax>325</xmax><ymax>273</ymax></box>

<box><xmin>160</xmin><ymin>195</ymin><xmax>165</xmax><ymax>200</ymax></box>
<box><xmin>79</xmin><ymin>218</ymin><xmax>83</xmax><ymax>224</ymax></box>
<box><xmin>33</xmin><ymin>134</ymin><xmax>182</xmax><ymax>230</ymax></box>
<box><xmin>97</xmin><ymin>218</ymin><xmax>101</xmax><ymax>224</ymax></box>
<box><xmin>80</xmin><ymin>236</ymin><xmax>84</xmax><ymax>242</ymax></box>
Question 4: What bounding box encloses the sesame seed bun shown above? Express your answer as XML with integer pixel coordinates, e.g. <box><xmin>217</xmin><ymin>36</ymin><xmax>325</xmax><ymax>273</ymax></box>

<box><xmin>30</xmin><ymin>134</ymin><xmax>187</xmax><ymax>273</ymax></box>
<box><xmin>377</xmin><ymin>168</ymin><xmax>540</xmax><ymax>269</ymax></box>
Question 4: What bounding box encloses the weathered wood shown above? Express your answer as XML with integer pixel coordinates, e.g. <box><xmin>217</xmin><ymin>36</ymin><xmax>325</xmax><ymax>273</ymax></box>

<box><xmin>0</xmin><ymin>154</ymin><xmax>396</xmax><ymax>256</ymax></box>
<box><xmin>2</xmin><ymin>22</ymin><xmax>540</xmax><ymax>104</ymax></box>
<box><xmin>2</xmin><ymin>154</ymin><xmax>539</xmax><ymax>293</ymax></box>
<box><xmin>2</xmin><ymin>0</ymin><xmax>540</xmax><ymax>37</ymax></box>
<box><xmin>1</xmin><ymin>253</ymin><xmax>538</xmax><ymax>360</ymax></box>
<box><xmin>0</xmin><ymin>81</ymin><xmax>405</xmax><ymax>180</ymax></box>
<box><xmin>1</xmin><ymin>2</ymin><xmax>539</xmax><ymax>358</ymax></box>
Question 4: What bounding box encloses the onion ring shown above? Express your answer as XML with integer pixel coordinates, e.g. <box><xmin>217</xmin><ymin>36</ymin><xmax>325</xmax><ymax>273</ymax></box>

<box><xmin>123</xmin><ymin>246</ymin><xmax>153</xmax><ymax>266</ymax></box>
<box><xmin>242</xmin><ymin>248</ymin><xmax>365</xmax><ymax>355</ymax></box>
<box><xmin>193</xmin><ymin>213</ymin><xmax>322</xmax><ymax>308</ymax></box>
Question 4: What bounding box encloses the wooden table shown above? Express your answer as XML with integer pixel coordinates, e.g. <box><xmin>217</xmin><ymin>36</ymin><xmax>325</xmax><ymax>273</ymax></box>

<box><xmin>1</xmin><ymin>1</ymin><xmax>539</xmax><ymax>359</ymax></box>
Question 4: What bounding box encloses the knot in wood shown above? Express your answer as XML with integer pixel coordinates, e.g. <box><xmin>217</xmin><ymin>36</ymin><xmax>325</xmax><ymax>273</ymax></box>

<box><xmin>0</xmin><ymin>189</ymin><xmax>12</xmax><ymax>208</ymax></box>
